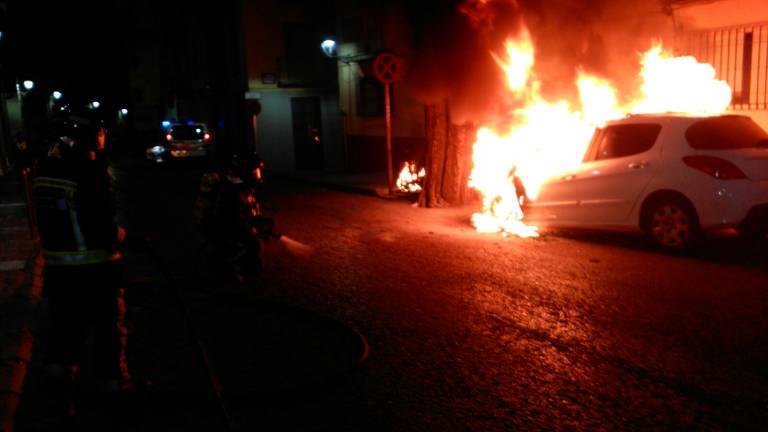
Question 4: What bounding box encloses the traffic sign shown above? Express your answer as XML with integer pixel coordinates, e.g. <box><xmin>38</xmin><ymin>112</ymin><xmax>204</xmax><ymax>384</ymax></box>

<box><xmin>373</xmin><ymin>52</ymin><xmax>402</xmax><ymax>84</ymax></box>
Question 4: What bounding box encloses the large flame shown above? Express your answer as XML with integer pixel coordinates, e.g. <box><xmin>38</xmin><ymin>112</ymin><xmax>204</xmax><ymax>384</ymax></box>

<box><xmin>468</xmin><ymin>28</ymin><xmax>733</xmax><ymax>237</ymax></box>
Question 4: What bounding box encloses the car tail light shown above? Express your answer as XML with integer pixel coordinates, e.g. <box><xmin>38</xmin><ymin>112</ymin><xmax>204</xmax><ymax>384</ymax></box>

<box><xmin>204</xmin><ymin>133</ymin><xmax>211</xmax><ymax>141</ymax></box>
<box><xmin>683</xmin><ymin>155</ymin><xmax>748</xmax><ymax>180</ymax></box>
<box><xmin>165</xmin><ymin>133</ymin><xmax>173</xmax><ymax>141</ymax></box>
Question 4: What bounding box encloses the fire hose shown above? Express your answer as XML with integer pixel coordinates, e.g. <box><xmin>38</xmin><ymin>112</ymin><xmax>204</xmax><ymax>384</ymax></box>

<box><xmin>131</xmin><ymin>235</ymin><xmax>240</xmax><ymax>432</ymax></box>
<box><xmin>129</xmin><ymin>233</ymin><xmax>370</xmax><ymax>431</ymax></box>
<box><xmin>114</xmin><ymin>167</ymin><xmax>369</xmax><ymax>430</ymax></box>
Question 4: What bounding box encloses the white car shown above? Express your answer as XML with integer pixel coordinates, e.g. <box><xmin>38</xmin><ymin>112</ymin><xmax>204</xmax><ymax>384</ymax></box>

<box><xmin>164</xmin><ymin>122</ymin><xmax>212</xmax><ymax>158</ymax></box>
<box><xmin>523</xmin><ymin>114</ymin><xmax>768</xmax><ymax>250</ymax></box>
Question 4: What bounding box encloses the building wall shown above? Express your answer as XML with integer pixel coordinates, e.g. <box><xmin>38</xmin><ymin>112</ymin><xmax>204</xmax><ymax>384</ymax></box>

<box><xmin>255</xmin><ymin>89</ymin><xmax>342</xmax><ymax>173</ymax></box>
<box><xmin>673</xmin><ymin>0</ymin><xmax>768</xmax><ymax>129</ymax></box>
<box><xmin>332</xmin><ymin>0</ymin><xmax>428</xmax><ymax>173</ymax></box>
<box><xmin>242</xmin><ymin>0</ymin><xmax>341</xmax><ymax>173</ymax></box>
<box><xmin>673</xmin><ymin>0</ymin><xmax>768</xmax><ymax>30</ymax></box>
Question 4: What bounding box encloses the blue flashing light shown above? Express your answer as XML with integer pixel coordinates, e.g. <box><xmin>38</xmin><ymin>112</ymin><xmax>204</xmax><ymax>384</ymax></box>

<box><xmin>161</xmin><ymin>120</ymin><xmax>171</xmax><ymax>128</ymax></box>
<box><xmin>186</xmin><ymin>120</ymin><xmax>194</xmax><ymax>126</ymax></box>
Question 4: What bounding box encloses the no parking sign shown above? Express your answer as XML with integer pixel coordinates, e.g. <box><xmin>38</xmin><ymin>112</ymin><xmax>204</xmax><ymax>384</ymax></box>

<box><xmin>373</xmin><ymin>51</ymin><xmax>402</xmax><ymax>84</ymax></box>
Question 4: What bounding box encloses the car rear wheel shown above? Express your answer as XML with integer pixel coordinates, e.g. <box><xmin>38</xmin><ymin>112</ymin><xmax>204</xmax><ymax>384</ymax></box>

<box><xmin>643</xmin><ymin>198</ymin><xmax>699</xmax><ymax>251</ymax></box>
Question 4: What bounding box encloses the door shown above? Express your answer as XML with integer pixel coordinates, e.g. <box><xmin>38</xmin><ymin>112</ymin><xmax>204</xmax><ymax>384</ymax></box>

<box><xmin>567</xmin><ymin>122</ymin><xmax>663</xmax><ymax>224</ymax></box>
<box><xmin>526</xmin><ymin>122</ymin><xmax>662</xmax><ymax>226</ymax></box>
<box><xmin>291</xmin><ymin>97</ymin><xmax>324</xmax><ymax>170</ymax></box>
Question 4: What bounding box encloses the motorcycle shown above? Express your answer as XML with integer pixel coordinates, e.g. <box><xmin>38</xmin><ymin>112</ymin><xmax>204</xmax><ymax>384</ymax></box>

<box><xmin>195</xmin><ymin>154</ymin><xmax>280</xmax><ymax>285</ymax></box>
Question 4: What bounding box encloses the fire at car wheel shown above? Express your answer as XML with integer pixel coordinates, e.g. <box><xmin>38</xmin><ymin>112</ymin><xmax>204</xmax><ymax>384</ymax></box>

<box><xmin>644</xmin><ymin>198</ymin><xmax>699</xmax><ymax>251</ymax></box>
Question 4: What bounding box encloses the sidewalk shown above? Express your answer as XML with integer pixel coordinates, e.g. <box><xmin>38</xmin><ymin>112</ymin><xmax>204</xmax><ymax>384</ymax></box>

<box><xmin>0</xmin><ymin>176</ymin><xmax>43</xmax><ymax>432</ymax></box>
<box><xmin>273</xmin><ymin>170</ymin><xmax>416</xmax><ymax>200</ymax></box>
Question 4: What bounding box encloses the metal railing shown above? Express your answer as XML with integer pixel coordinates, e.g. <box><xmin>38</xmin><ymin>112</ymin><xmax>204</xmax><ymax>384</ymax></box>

<box><xmin>677</xmin><ymin>21</ymin><xmax>768</xmax><ymax>110</ymax></box>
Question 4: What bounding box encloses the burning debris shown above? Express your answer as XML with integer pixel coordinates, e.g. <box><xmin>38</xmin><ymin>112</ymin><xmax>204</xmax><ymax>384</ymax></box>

<box><xmin>467</xmin><ymin>23</ymin><xmax>733</xmax><ymax>238</ymax></box>
<box><xmin>396</xmin><ymin>161</ymin><xmax>426</xmax><ymax>193</ymax></box>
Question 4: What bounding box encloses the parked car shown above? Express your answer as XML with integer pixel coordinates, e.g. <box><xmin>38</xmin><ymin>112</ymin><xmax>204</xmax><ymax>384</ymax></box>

<box><xmin>522</xmin><ymin>114</ymin><xmax>768</xmax><ymax>250</ymax></box>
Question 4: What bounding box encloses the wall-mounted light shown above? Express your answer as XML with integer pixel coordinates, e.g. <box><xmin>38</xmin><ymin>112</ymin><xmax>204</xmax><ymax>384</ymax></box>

<box><xmin>321</xmin><ymin>39</ymin><xmax>337</xmax><ymax>58</ymax></box>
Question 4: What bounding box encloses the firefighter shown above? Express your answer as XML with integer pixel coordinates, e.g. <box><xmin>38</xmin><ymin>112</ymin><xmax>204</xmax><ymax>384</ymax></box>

<box><xmin>192</xmin><ymin>153</ymin><xmax>273</xmax><ymax>283</ymax></box>
<box><xmin>31</xmin><ymin>116</ymin><xmax>131</xmax><ymax>423</ymax></box>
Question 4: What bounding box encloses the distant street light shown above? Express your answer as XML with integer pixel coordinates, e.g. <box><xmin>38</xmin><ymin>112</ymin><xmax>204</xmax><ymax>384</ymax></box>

<box><xmin>321</xmin><ymin>39</ymin><xmax>337</xmax><ymax>57</ymax></box>
<box><xmin>90</xmin><ymin>101</ymin><xmax>101</xmax><ymax>109</ymax></box>
<box><xmin>52</xmin><ymin>91</ymin><xmax>63</xmax><ymax>100</ymax></box>
<box><xmin>22</xmin><ymin>80</ymin><xmax>35</xmax><ymax>90</ymax></box>
<box><xmin>120</xmin><ymin>108</ymin><xmax>128</xmax><ymax>115</ymax></box>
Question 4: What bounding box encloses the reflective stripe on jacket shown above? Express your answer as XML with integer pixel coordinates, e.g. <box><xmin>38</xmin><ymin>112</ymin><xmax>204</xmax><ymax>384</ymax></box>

<box><xmin>33</xmin><ymin>169</ymin><xmax>120</xmax><ymax>266</ymax></box>
<box><xmin>42</xmin><ymin>249</ymin><xmax>122</xmax><ymax>265</ymax></box>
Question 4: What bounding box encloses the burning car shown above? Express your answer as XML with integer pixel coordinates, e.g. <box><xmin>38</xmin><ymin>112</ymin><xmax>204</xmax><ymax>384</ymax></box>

<box><xmin>521</xmin><ymin>114</ymin><xmax>768</xmax><ymax>250</ymax></box>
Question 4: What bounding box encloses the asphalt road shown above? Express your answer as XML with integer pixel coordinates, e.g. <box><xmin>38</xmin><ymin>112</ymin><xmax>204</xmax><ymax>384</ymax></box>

<box><xmin>21</xmin><ymin>157</ymin><xmax>768</xmax><ymax>431</ymax></box>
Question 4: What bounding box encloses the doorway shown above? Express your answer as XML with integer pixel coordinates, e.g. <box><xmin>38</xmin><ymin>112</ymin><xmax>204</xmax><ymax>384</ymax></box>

<box><xmin>291</xmin><ymin>97</ymin><xmax>324</xmax><ymax>170</ymax></box>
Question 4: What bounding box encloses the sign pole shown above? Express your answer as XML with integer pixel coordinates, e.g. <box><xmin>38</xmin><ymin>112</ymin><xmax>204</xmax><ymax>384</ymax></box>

<box><xmin>373</xmin><ymin>51</ymin><xmax>401</xmax><ymax>196</ymax></box>
<box><xmin>385</xmin><ymin>82</ymin><xmax>393</xmax><ymax>195</ymax></box>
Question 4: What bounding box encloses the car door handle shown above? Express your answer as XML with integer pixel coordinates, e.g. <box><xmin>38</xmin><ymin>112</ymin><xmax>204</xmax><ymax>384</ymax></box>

<box><xmin>628</xmin><ymin>161</ymin><xmax>650</xmax><ymax>169</ymax></box>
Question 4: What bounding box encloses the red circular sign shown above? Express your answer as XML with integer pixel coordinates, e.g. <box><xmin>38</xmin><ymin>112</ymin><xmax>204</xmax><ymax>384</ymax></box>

<box><xmin>373</xmin><ymin>52</ymin><xmax>401</xmax><ymax>84</ymax></box>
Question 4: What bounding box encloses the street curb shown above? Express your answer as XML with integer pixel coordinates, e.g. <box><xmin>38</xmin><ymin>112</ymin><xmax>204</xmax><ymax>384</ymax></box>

<box><xmin>273</xmin><ymin>174</ymin><xmax>418</xmax><ymax>202</ymax></box>
<box><xmin>0</xmin><ymin>251</ymin><xmax>43</xmax><ymax>432</ymax></box>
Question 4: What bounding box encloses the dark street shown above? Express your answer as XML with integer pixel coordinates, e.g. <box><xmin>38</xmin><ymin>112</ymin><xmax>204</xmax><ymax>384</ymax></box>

<box><xmin>2</xmin><ymin>1</ymin><xmax>768</xmax><ymax>431</ymax></box>
<box><xmin>15</xmin><ymin>159</ymin><xmax>766</xmax><ymax>431</ymax></box>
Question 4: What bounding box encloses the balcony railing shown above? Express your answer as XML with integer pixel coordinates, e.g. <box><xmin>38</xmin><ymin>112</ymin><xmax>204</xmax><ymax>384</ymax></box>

<box><xmin>677</xmin><ymin>21</ymin><xmax>768</xmax><ymax>110</ymax></box>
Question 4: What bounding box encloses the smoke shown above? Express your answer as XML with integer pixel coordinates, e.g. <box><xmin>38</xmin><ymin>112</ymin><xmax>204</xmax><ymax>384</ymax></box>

<box><xmin>404</xmin><ymin>0</ymin><xmax>674</xmax><ymax>125</ymax></box>
<box><xmin>405</xmin><ymin>0</ymin><xmax>526</xmax><ymax>124</ymax></box>
<box><xmin>518</xmin><ymin>0</ymin><xmax>674</xmax><ymax>102</ymax></box>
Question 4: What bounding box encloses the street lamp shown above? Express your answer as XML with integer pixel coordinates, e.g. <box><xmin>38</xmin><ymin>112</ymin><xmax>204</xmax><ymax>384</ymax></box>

<box><xmin>52</xmin><ymin>91</ymin><xmax>63</xmax><ymax>100</ymax></box>
<box><xmin>321</xmin><ymin>39</ymin><xmax>337</xmax><ymax>58</ymax></box>
<box><xmin>120</xmin><ymin>108</ymin><xmax>128</xmax><ymax>115</ymax></box>
<box><xmin>89</xmin><ymin>100</ymin><xmax>101</xmax><ymax>109</ymax></box>
<box><xmin>22</xmin><ymin>80</ymin><xmax>34</xmax><ymax>91</ymax></box>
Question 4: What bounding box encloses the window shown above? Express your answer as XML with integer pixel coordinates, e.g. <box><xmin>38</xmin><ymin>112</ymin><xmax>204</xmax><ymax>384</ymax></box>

<box><xmin>686</xmin><ymin>116</ymin><xmax>768</xmax><ymax>149</ymax></box>
<box><xmin>590</xmin><ymin>124</ymin><xmax>661</xmax><ymax>161</ymax></box>
<box><xmin>169</xmin><ymin>125</ymin><xmax>206</xmax><ymax>140</ymax></box>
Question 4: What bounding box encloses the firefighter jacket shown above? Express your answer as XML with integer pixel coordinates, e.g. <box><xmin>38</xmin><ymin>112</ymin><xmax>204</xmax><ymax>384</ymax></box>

<box><xmin>32</xmin><ymin>152</ymin><xmax>122</xmax><ymax>266</ymax></box>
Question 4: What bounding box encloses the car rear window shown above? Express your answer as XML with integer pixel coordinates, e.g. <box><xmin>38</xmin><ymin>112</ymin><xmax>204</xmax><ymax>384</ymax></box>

<box><xmin>686</xmin><ymin>116</ymin><xmax>768</xmax><ymax>150</ymax></box>
<box><xmin>170</xmin><ymin>125</ymin><xmax>205</xmax><ymax>140</ymax></box>
<box><xmin>591</xmin><ymin>123</ymin><xmax>662</xmax><ymax>161</ymax></box>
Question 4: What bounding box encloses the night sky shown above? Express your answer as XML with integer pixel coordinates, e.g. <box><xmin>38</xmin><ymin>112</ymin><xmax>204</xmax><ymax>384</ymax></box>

<box><xmin>4</xmin><ymin>1</ymin><xmax>135</xmax><ymax>102</ymax></box>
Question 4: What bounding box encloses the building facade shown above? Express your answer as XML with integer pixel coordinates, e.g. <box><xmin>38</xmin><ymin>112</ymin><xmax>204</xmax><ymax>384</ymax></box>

<box><xmin>671</xmin><ymin>0</ymin><xmax>768</xmax><ymax>128</ymax></box>
<box><xmin>242</xmin><ymin>0</ymin><xmax>342</xmax><ymax>173</ymax></box>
